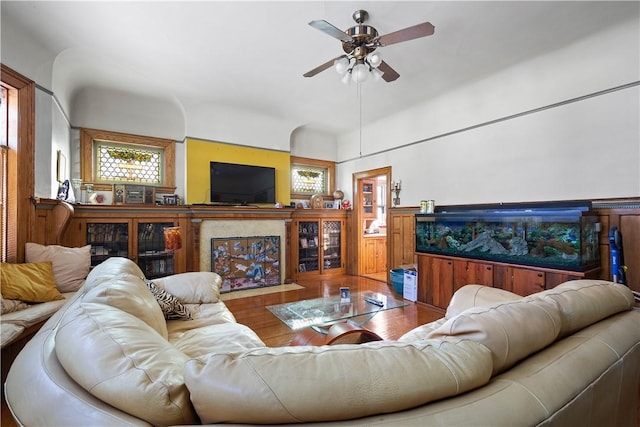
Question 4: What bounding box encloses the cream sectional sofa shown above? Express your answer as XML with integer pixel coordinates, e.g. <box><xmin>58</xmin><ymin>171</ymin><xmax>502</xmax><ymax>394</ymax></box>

<box><xmin>5</xmin><ymin>257</ymin><xmax>639</xmax><ymax>426</ymax></box>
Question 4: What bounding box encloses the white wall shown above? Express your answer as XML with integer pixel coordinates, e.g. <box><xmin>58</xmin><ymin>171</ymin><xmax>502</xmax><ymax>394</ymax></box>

<box><xmin>184</xmin><ymin>104</ymin><xmax>297</xmax><ymax>153</ymax></box>
<box><xmin>5</xmin><ymin>8</ymin><xmax>638</xmax><ymax>206</ymax></box>
<box><xmin>290</xmin><ymin>126</ymin><xmax>338</xmax><ymax>161</ymax></box>
<box><xmin>33</xmin><ymin>89</ymin><xmax>72</xmax><ymax>199</ymax></box>
<box><xmin>70</xmin><ymin>86</ymin><xmax>186</xmax><ymax>141</ymax></box>
<box><xmin>50</xmin><ymin>95</ymin><xmax>71</xmax><ymax>197</ymax></box>
<box><xmin>335</xmin><ymin>18</ymin><xmax>640</xmax><ymax>206</ymax></box>
<box><xmin>34</xmin><ymin>89</ymin><xmax>53</xmax><ymax>198</ymax></box>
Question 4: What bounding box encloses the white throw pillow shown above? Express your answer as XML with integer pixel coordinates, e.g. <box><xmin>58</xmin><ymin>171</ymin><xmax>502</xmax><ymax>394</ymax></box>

<box><xmin>25</xmin><ymin>243</ymin><xmax>91</xmax><ymax>292</ymax></box>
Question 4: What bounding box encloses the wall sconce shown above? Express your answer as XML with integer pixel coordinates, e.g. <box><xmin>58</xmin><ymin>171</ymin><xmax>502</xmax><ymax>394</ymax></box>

<box><xmin>391</xmin><ymin>180</ymin><xmax>401</xmax><ymax>207</ymax></box>
<box><xmin>164</xmin><ymin>226</ymin><xmax>182</xmax><ymax>251</ymax></box>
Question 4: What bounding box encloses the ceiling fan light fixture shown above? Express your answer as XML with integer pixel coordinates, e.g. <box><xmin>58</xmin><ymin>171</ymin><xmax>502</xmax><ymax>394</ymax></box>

<box><xmin>304</xmin><ymin>10</ymin><xmax>434</xmax><ymax>83</ymax></box>
<box><xmin>366</xmin><ymin>52</ymin><xmax>382</xmax><ymax>68</ymax></box>
<box><xmin>370</xmin><ymin>67</ymin><xmax>385</xmax><ymax>81</ymax></box>
<box><xmin>334</xmin><ymin>57</ymin><xmax>350</xmax><ymax>74</ymax></box>
<box><xmin>352</xmin><ymin>62</ymin><xmax>370</xmax><ymax>83</ymax></box>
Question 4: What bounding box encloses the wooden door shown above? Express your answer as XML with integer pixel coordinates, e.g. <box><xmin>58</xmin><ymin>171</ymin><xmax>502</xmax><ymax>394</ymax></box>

<box><xmin>469</xmin><ymin>262</ymin><xmax>494</xmax><ymax>287</ymax></box>
<box><xmin>417</xmin><ymin>254</ymin><xmax>431</xmax><ymax>304</ymax></box>
<box><xmin>363</xmin><ymin>238</ymin><xmax>377</xmax><ymax>274</ymax></box>
<box><xmin>375</xmin><ymin>239</ymin><xmax>387</xmax><ymax>273</ymax></box>
<box><xmin>511</xmin><ymin>267</ymin><xmax>545</xmax><ymax>296</ymax></box>
<box><xmin>453</xmin><ymin>260</ymin><xmax>493</xmax><ymax>293</ymax></box>
<box><xmin>432</xmin><ymin>257</ymin><xmax>454</xmax><ymax>308</ymax></box>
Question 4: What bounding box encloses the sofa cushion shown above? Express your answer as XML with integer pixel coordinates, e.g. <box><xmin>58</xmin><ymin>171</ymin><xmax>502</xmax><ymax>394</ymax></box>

<box><xmin>152</xmin><ymin>271</ymin><xmax>221</xmax><ymax>303</ymax></box>
<box><xmin>55</xmin><ymin>302</ymin><xmax>197</xmax><ymax>426</ymax></box>
<box><xmin>428</xmin><ymin>297</ymin><xmax>561</xmax><ymax>375</ymax></box>
<box><xmin>1</xmin><ymin>323</ymin><xmax>25</xmax><ymax>348</ymax></box>
<box><xmin>170</xmin><ymin>322</ymin><xmax>264</xmax><ymax>358</ymax></box>
<box><xmin>532</xmin><ymin>280</ymin><xmax>634</xmax><ymax>337</ymax></box>
<box><xmin>82</xmin><ymin>274</ymin><xmax>168</xmax><ymax>339</ymax></box>
<box><xmin>25</xmin><ymin>242</ymin><xmax>91</xmax><ymax>292</ymax></box>
<box><xmin>0</xmin><ymin>292</ymin><xmax>74</xmax><ymax>330</ymax></box>
<box><xmin>445</xmin><ymin>285</ymin><xmax>522</xmax><ymax>319</ymax></box>
<box><xmin>184</xmin><ymin>337</ymin><xmax>493</xmax><ymax>424</ymax></box>
<box><xmin>398</xmin><ymin>317</ymin><xmax>448</xmax><ymax>342</ymax></box>
<box><xmin>0</xmin><ymin>261</ymin><xmax>64</xmax><ymax>303</ymax></box>
<box><xmin>167</xmin><ymin>302</ymin><xmax>238</xmax><ymax>336</ymax></box>
<box><xmin>83</xmin><ymin>257</ymin><xmax>146</xmax><ymax>291</ymax></box>
<box><xmin>146</xmin><ymin>281</ymin><xmax>192</xmax><ymax>320</ymax></box>
<box><xmin>401</xmin><ymin>286</ymin><xmax>523</xmax><ymax>342</ymax></box>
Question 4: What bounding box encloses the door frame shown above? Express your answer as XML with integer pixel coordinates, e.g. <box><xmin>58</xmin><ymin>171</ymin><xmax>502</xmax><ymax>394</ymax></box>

<box><xmin>352</xmin><ymin>166</ymin><xmax>391</xmax><ymax>276</ymax></box>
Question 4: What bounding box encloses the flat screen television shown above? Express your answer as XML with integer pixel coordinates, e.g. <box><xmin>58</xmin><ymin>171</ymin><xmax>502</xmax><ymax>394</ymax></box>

<box><xmin>210</xmin><ymin>161</ymin><xmax>276</xmax><ymax>205</ymax></box>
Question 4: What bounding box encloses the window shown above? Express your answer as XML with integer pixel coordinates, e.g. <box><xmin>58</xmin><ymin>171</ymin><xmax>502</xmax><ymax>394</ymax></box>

<box><xmin>1</xmin><ymin>86</ymin><xmax>7</xmax><ymax>261</ymax></box>
<box><xmin>1</xmin><ymin>64</ymin><xmax>35</xmax><ymax>263</ymax></box>
<box><xmin>80</xmin><ymin>128</ymin><xmax>176</xmax><ymax>193</ymax></box>
<box><xmin>290</xmin><ymin>156</ymin><xmax>335</xmax><ymax>198</ymax></box>
<box><xmin>96</xmin><ymin>142</ymin><xmax>162</xmax><ymax>184</ymax></box>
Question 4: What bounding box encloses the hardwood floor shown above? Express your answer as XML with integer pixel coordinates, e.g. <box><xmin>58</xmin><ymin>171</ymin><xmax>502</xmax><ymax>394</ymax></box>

<box><xmin>225</xmin><ymin>274</ymin><xmax>444</xmax><ymax>347</ymax></box>
<box><xmin>1</xmin><ymin>275</ymin><xmax>444</xmax><ymax>425</ymax></box>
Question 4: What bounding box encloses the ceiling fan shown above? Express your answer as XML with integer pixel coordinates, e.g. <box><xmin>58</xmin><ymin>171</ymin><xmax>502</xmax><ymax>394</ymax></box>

<box><xmin>303</xmin><ymin>10</ymin><xmax>435</xmax><ymax>83</ymax></box>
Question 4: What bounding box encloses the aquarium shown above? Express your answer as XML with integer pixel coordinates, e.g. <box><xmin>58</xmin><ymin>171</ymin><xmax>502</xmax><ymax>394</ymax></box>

<box><xmin>415</xmin><ymin>202</ymin><xmax>600</xmax><ymax>271</ymax></box>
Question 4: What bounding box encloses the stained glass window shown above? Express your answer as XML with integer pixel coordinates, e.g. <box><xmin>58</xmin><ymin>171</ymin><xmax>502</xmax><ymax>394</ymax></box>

<box><xmin>291</xmin><ymin>165</ymin><xmax>327</xmax><ymax>194</ymax></box>
<box><xmin>95</xmin><ymin>142</ymin><xmax>162</xmax><ymax>184</ymax></box>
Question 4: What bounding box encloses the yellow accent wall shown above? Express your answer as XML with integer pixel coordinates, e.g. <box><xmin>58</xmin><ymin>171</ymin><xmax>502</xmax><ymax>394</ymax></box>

<box><xmin>185</xmin><ymin>138</ymin><xmax>290</xmax><ymax>205</ymax></box>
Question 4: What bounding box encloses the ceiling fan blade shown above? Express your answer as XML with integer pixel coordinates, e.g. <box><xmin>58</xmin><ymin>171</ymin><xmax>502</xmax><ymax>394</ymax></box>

<box><xmin>378</xmin><ymin>61</ymin><xmax>400</xmax><ymax>82</ymax></box>
<box><xmin>377</xmin><ymin>22</ymin><xmax>435</xmax><ymax>47</ymax></box>
<box><xmin>303</xmin><ymin>55</ymin><xmax>347</xmax><ymax>78</ymax></box>
<box><xmin>309</xmin><ymin>20</ymin><xmax>353</xmax><ymax>43</ymax></box>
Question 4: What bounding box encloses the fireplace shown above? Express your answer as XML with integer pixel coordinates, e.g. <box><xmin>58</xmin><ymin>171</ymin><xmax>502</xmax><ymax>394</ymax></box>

<box><xmin>211</xmin><ymin>236</ymin><xmax>280</xmax><ymax>292</ymax></box>
<box><xmin>198</xmin><ymin>219</ymin><xmax>287</xmax><ymax>289</ymax></box>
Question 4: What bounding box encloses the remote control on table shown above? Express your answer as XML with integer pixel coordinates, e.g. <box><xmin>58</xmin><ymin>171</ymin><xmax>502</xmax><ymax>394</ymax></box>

<box><xmin>363</xmin><ymin>295</ymin><xmax>384</xmax><ymax>306</ymax></box>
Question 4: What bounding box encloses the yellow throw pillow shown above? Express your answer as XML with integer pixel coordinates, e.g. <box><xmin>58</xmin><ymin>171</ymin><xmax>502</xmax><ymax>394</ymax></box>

<box><xmin>0</xmin><ymin>262</ymin><xmax>64</xmax><ymax>303</ymax></box>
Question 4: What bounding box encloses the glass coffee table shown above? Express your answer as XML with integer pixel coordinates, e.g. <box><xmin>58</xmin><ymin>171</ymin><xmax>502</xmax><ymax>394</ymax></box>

<box><xmin>267</xmin><ymin>291</ymin><xmax>408</xmax><ymax>331</ymax></box>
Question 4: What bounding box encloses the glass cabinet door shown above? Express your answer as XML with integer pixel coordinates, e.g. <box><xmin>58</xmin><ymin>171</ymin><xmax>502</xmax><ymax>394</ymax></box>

<box><xmin>86</xmin><ymin>222</ymin><xmax>129</xmax><ymax>267</ymax></box>
<box><xmin>361</xmin><ymin>181</ymin><xmax>375</xmax><ymax>217</ymax></box>
<box><xmin>322</xmin><ymin>220</ymin><xmax>342</xmax><ymax>270</ymax></box>
<box><xmin>298</xmin><ymin>221</ymin><xmax>319</xmax><ymax>273</ymax></box>
<box><xmin>137</xmin><ymin>221</ymin><xmax>175</xmax><ymax>279</ymax></box>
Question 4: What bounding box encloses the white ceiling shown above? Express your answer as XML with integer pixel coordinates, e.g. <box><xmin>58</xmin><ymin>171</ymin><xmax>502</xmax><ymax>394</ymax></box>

<box><xmin>2</xmin><ymin>1</ymin><xmax>636</xmax><ymax>135</ymax></box>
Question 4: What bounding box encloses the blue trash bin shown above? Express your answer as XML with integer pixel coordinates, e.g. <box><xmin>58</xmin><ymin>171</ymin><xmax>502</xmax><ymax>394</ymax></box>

<box><xmin>390</xmin><ymin>268</ymin><xmax>404</xmax><ymax>296</ymax></box>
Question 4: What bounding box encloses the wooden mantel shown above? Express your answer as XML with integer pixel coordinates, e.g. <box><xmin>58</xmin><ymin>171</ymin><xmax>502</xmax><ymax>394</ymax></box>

<box><xmin>47</xmin><ymin>202</ymin><xmax>341</xmax><ymax>283</ymax></box>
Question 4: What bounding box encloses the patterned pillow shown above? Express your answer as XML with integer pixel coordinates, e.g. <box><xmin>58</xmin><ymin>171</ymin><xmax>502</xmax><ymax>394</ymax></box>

<box><xmin>146</xmin><ymin>281</ymin><xmax>192</xmax><ymax>320</ymax></box>
<box><xmin>1</xmin><ymin>296</ymin><xmax>31</xmax><ymax>314</ymax></box>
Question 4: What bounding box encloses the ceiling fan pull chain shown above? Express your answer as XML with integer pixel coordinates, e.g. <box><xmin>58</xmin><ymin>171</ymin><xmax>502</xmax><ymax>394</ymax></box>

<box><xmin>359</xmin><ymin>83</ymin><xmax>363</xmax><ymax>157</ymax></box>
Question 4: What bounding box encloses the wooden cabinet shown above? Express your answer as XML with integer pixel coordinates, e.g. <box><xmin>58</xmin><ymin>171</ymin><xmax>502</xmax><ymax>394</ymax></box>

<box><xmin>418</xmin><ymin>252</ymin><xmax>600</xmax><ymax>308</ymax></box>
<box><xmin>84</xmin><ymin>219</ymin><xmax>132</xmax><ymax>266</ymax></box>
<box><xmin>360</xmin><ymin>179</ymin><xmax>377</xmax><ymax>219</ymax></box>
<box><xmin>453</xmin><ymin>260</ymin><xmax>493</xmax><ymax>292</ymax></box>
<box><xmin>417</xmin><ymin>255</ymin><xmax>454</xmax><ymax>308</ymax></box>
<box><xmin>293</xmin><ymin>211</ymin><xmax>346</xmax><ymax>278</ymax></box>
<box><xmin>390</xmin><ymin>211</ymin><xmax>416</xmax><ymax>269</ymax></box>
<box><xmin>431</xmin><ymin>257</ymin><xmax>454</xmax><ymax>308</ymax></box>
<box><xmin>494</xmin><ymin>265</ymin><xmax>587</xmax><ymax>296</ymax></box>
<box><xmin>364</xmin><ymin>237</ymin><xmax>386</xmax><ymax>274</ymax></box>
<box><xmin>62</xmin><ymin>206</ymin><xmax>188</xmax><ymax>277</ymax></box>
<box><xmin>494</xmin><ymin>265</ymin><xmax>545</xmax><ymax>296</ymax></box>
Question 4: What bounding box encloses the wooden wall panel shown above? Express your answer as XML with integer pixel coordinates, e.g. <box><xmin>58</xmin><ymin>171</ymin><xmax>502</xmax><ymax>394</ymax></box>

<box><xmin>595</xmin><ymin>206</ymin><xmax>640</xmax><ymax>294</ymax></box>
